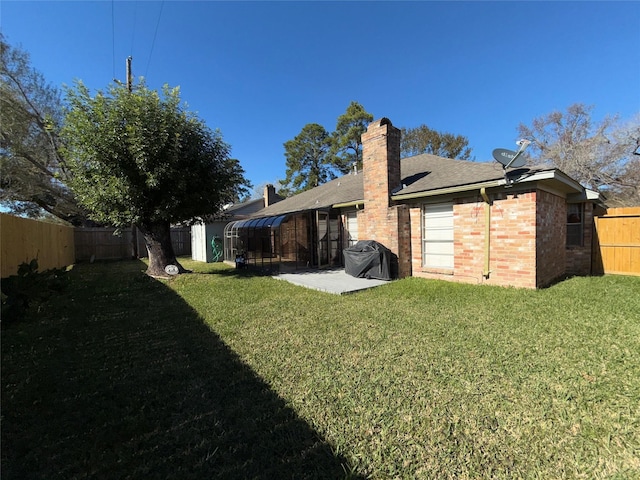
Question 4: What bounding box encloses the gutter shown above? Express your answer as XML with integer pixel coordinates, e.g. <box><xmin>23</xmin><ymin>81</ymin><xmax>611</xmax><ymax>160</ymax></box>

<box><xmin>480</xmin><ymin>187</ymin><xmax>492</xmax><ymax>279</ymax></box>
<box><xmin>332</xmin><ymin>200</ymin><xmax>365</xmax><ymax>209</ymax></box>
<box><xmin>391</xmin><ymin>168</ymin><xmax>581</xmax><ymax>203</ymax></box>
<box><xmin>523</xmin><ymin>169</ymin><xmax>583</xmax><ymax>193</ymax></box>
<box><xmin>391</xmin><ymin>179</ymin><xmax>504</xmax><ymax>201</ymax></box>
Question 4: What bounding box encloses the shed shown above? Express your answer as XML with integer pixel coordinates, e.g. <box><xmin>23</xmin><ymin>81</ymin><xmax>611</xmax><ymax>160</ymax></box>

<box><xmin>191</xmin><ymin>184</ymin><xmax>283</xmax><ymax>263</ymax></box>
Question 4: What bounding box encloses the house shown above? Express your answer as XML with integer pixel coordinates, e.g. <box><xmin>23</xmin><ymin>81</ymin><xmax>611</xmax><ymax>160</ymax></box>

<box><xmin>224</xmin><ymin>118</ymin><xmax>603</xmax><ymax>288</ymax></box>
<box><xmin>192</xmin><ymin>184</ymin><xmax>282</xmax><ymax>262</ymax></box>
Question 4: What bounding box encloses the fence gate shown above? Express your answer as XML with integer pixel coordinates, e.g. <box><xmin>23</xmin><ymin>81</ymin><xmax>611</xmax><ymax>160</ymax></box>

<box><xmin>592</xmin><ymin>207</ymin><xmax>640</xmax><ymax>276</ymax></box>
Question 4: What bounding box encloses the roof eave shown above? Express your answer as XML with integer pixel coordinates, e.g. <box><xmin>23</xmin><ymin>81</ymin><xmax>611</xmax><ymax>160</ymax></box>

<box><xmin>391</xmin><ymin>179</ymin><xmax>504</xmax><ymax>201</ymax></box>
<box><xmin>391</xmin><ymin>169</ymin><xmax>583</xmax><ymax>201</ymax></box>
<box><xmin>520</xmin><ymin>169</ymin><xmax>584</xmax><ymax>193</ymax></box>
<box><xmin>332</xmin><ymin>200</ymin><xmax>365</xmax><ymax>209</ymax></box>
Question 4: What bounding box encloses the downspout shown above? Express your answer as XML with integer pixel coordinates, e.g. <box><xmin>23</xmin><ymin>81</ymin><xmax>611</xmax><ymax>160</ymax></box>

<box><xmin>480</xmin><ymin>187</ymin><xmax>491</xmax><ymax>279</ymax></box>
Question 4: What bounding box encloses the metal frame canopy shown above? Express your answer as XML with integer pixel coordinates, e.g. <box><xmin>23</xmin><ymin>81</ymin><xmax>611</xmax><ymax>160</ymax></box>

<box><xmin>224</xmin><ymin>213</ymin><xmax>298</xmax><ymax>272</ymax></box>
<box><xmin>223</xmin><ymin>210</ymin><xmax>344</xmax><ymax>273</ymax></box>
<box><xmin>232</xmin><ymin>214</ymin><xmax>288</xmax><ymax>230</ymax></box>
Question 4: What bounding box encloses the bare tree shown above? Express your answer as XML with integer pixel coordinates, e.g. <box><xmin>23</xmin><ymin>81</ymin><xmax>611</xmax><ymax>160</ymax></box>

<box><xmin>519</xmin><ymin>104</ymin><xmax>640</xmax><ymax>205</ymax></box>
<box><xmin>0</xmin><ymin>34</ymin><xmax>90</xmax><ymax>224</ymax></box>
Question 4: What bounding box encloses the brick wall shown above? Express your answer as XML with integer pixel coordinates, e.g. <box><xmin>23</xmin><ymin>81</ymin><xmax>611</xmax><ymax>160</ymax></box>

<box><xmin>489</xmin><ymin>191</ymin><xmax>538</xmax><ymax>288</ymax></box>
<box><xmin>535</xmin><ymin>190</ymin><xmax>566</xmax><ymax>287</ymax></box>
<box><xmin>409</xmin><ymin>189</ymin><xmax>579</xmax><ymax>288</ymax></box>
<box><xmin>361</xmin><ymin>118</ymin><xmax>410</xmax><ymax>277</ymax></box>
<box><xmin>453</xmin><ymin>196</ymin><xmax>489</xmax><ymax>283</ymax></box>
<box><xmin>411</xmin><ymin>190</ymin><xmax>546</xmax><ymax>288</ymax></box>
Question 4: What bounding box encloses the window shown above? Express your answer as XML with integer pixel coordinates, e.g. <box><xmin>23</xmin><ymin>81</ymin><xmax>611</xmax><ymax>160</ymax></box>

<box><xmin>423</xmin><ymin>203</ymin><xmax>454</xmax><ymax>269</ymax></box>
<box><xmin>567</xmin><ymin>203</ymin><xmax>584</xmax><ymax>247</ymax></box>
<box><xmin>345</xmin><ymin>211</ymin><xmax>358</xmax><ymax>247</ymax></box>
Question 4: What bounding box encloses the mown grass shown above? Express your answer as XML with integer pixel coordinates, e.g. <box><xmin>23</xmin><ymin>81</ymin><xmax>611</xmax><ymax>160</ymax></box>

<box><xmin>2</xmin><ymin>258</ymin><xmax>639</xmax><ymax>479</ymax></box>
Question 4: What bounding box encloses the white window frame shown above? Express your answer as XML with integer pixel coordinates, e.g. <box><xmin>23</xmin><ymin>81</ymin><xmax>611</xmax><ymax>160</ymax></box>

<box><xmin>345</xmin><ymin>210</ymin><xmax>358</xmax><ymax>247</ymax></box>
<box><xmin>422</xmin><ymin>202</ymin><xmax>454</xmax><ymax>269</ymax></box>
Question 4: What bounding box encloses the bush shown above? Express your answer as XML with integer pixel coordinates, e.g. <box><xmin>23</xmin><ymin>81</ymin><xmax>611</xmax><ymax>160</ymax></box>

<box><xmin>1</xmin><ymin>259</ymin><xmax>68</xmax><ymax>325</ymax></box>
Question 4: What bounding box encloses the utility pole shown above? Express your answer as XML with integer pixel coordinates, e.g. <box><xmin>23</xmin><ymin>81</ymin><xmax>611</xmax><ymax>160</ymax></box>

<box><xmin>125</xmin><ymin>56</ymin><xmax>139</xmax><ymax>258</ymax></box>
<box><xmin>126</xmin><ymin>56</ymin><xmax>133</xmax><ymax>93</ymax></box>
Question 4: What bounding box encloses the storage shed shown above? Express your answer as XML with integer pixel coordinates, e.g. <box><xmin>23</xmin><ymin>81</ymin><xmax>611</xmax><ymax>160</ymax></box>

<box><xmin>191</xmin><ymin>185</ymin><xmax>283</xmax><ymax>263</ymax></box>
<box><xmin>191</xmin><ymin>223</ymin><xmax>225</xmax><ymax>263</ymax></box>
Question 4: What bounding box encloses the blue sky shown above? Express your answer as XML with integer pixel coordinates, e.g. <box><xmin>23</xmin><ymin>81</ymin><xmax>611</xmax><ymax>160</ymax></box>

<box><xmin>2</xmin><ymin>1</ymin><xmax>639</xmax><ymax>192</ymax></box>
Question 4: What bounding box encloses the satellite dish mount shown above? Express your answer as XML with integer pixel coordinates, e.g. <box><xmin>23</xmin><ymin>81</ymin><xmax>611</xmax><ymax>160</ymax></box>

<box><xmin>492</xmin><ymin>139</ymin><xmax>531</xmax><ymax>186</ymax></box>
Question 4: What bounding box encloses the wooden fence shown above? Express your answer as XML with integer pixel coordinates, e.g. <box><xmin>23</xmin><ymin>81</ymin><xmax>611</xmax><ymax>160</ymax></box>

<box><xmin>1</xmin><ymin>213</ymin><xmax>75</xmax><ymax>278</ymax></box>
<box><xmin>74</xmin><ymin>227</ymin><xmax>191</xmax><ymax>261</ymax></box>
<box><xmin>592</xmin><ymin>207</ymin><xmax>640</xmax><ymax>276</ymax></box>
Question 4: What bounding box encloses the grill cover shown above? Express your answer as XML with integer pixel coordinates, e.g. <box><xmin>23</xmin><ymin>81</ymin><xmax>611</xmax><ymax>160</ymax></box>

<box><xmin>343</xmin><ymin>240</ymin><xmax>392</xmax><ymax>280</ymax></box>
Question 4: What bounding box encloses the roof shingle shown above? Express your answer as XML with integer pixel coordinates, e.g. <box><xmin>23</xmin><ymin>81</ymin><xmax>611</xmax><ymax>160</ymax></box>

<box><xmin>254</xmin><ymin>155</ymin><xmax>555</xmax><ymax>217</ymax></box>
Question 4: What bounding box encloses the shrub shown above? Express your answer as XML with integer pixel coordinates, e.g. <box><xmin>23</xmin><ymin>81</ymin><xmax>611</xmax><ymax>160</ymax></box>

<box><xmin>1</xmin><ymin>259</ymin><xmax>68</xmax><ymax>325</ymax></box>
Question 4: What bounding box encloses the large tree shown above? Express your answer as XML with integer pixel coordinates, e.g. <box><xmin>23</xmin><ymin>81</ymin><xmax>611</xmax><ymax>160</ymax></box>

<box><xmin>518</xmin><ymin>104</ymin><xmax>640</xmax><ymax>205</ymax></box>
<box><xmin>62</xmin><ymin>80</ymin><xmax>249</xmax><ymax>276</ymax></box>
<box><xmin>279</xmin><ymin>102</ymin><xmax>373</xmax><ymax>194</ymax></box>
<box><xmin>331</xmin><ymin>101</ymin><xmax>374</xmax><ymax>174</ymax></box>
<box><xmin>400</xmin><ymin>124</ymin><xmax>472</xmax><ymax>160</ymax></box>
<box><xmin>0</xmin><ymin>34</ymin><xmax>89</xmax><ymax>224</ymax></box>
<box><xmin>280</xmin><ymin>123</ymin><xmax>335</xmax><ymax>195</ymax></box>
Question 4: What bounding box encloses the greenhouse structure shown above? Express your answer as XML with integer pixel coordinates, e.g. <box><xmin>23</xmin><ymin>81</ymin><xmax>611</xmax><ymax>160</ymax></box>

<box><xmin>223</xmin><ymin>210</ymin><xmax>348</xmax><ymax>273</ymax></box>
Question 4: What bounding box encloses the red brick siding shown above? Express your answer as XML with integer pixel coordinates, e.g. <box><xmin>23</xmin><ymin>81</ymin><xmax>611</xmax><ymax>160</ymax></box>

<box><xmin>411</xmin><ymin>191</ymin><xmax>541</xmax><ymax>288</ymax></box>
<box><xmin>361</xmin><ymin>119</ymin><xmax>410</xmax><ymax>277</ymax></box>
<box><xmin>454</xmin><ymin>198</ymin><xmax>486</xmax><ymax>281</ymax></box>
<box><xmin>535</xmin><ymin>190</ymin><xmax>566</xmax><ymax>287</ymax></box>
<box><xmin>476</xmin><ymin>190</ymin><xmax>537</xmax><ymax>288</ymax></box>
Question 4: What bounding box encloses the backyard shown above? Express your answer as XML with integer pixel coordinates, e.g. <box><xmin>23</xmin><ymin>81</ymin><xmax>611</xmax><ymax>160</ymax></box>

<box><xmin>2</xmin><ymin>259</ymin><xmax>639</xmax><ymax>479</ymax></box>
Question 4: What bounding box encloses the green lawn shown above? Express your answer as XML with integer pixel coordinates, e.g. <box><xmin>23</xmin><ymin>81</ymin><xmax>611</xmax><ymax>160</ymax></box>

<box><xmin>2</xmin><ymin>259</ymin><xmax>639</xmax><ymax>479</ymax></box>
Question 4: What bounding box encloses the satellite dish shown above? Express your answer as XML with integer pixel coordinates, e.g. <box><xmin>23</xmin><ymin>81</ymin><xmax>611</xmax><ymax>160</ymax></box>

<box><xmin>492</xmin><ymin>139</ymin><xmax>531</xmax><ymax>186</ymax></box>
<box><xmin>492</xmin><ymin>148</ymin><xmax>526</xmax><ymax>168</ymax></box>
<box><xmin>164</xmin><ymin>264</ymin><xmax>179</xmax><ymax>275</ymax></box>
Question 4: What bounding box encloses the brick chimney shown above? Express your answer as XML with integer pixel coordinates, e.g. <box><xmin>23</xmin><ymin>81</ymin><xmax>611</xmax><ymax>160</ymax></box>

<box><xmin>361</xmin><ymin>118</ymin><xmax>411</xmax><ymax>278</ymax></box>
<box><xmin>362</xmin><ymin>118</ymin><xmax>401</xmax><ymax>212</ymax></box>
<box><xmin>263</xmin><ymin>184</ymin><xmax>277</xmax><ymax>207</ymax></box>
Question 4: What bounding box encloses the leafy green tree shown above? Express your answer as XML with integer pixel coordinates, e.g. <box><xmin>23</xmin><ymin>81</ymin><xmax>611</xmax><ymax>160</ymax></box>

<box><xmin>518</xmin><ymin>104</ymin><xmax>640</xmax><ymax>205</ymax></box>
<box><xmin>331</xmin><ymin>101</ymin><xmax>374</xmax><ymax>174</ymax></box>
<box><xmin>0</xmin><ymin>34</ymin><xmax>89</xmax><ymax>224</ymax></box>
<box><xmin>62</xmin><ymin>80</ymin><xmax>250</xmax><ymax>276</ymax></box>
<box><xmin>400</xmin><ymin>124</ymin><xmax>472</xmax><ymax>160</ymax></box>
<box><xmin>280</xmin><ymin>123</ymin><xmax>335</xmax><ymax>195</ymax></box>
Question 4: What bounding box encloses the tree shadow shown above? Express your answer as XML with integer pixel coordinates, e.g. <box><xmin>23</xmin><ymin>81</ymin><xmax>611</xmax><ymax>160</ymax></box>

<box><xmin>1</xmin><ymin>260</ymin><xmax>364</xmax><ymax>479</ymax></box>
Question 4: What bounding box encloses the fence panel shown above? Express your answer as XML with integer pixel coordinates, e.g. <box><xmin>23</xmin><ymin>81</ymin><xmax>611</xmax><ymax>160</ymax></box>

<box><xmin>169</xmin><ymin>228</ymin><xmax>191</xmax><ymax>256</ymax></box>
<box><xmin>1</xmin><ymin>214</ymin><xmax>75</xmax><ymax>278</ymax></box>
<box><xmin>593</xmin><ymin>207</ymin><xmax>640</xmax><ymax>276</ymax></box>
<box><xmin>75</xmin><ymin>228</ymin><xmax>134</xmax><ymax>261</ymax></box>
<box><xmin>75</xmin><ymin>227</ymin><xmax>191</xmax><ymax>261</ymax></box>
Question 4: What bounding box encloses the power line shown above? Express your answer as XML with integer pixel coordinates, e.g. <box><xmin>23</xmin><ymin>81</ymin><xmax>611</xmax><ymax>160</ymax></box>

<box><xmin>145</xmin><ymin>1</ymin><xmax>165</xmax><ymax>78</ymax></box>
<box><xmin>111</xmin><ymin>0</ymin><xmax>116</xmax><ymax>80</ymax></box>
<box><xmin>130</xmin><ymin>2</ymin><xmax>137</xmax><ymax>58</ymax></box>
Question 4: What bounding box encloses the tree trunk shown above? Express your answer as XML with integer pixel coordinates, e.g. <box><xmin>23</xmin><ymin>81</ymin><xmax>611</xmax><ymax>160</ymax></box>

<box><xmin>138</xmin><ymin>221</ymin><xmax>187</xmax><ymax>277</ymax></box>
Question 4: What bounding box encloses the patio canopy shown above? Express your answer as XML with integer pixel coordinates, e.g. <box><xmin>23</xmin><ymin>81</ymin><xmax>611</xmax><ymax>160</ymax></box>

<box><xmin>231</xmin><ymin>214</ymin><xmax>289</xmax><ymax>231</ymax></box>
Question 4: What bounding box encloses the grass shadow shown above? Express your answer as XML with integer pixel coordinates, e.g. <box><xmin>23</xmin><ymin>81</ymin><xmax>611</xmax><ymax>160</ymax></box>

<box><xmin>1</xmin><ymin>260</ymin><xmax>362</xmax><ymax>479</ymax></box>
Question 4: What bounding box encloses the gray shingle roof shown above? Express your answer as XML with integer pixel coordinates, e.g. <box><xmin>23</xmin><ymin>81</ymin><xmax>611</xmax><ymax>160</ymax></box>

<box><xmin>396</xmin><ymin>154</ymin><xmax>552</xmax><ymax>195</ymax></box>
<box><xmin>253</xmin><ymin>155</ymin><xmax>556</xmax><ymax>217</ymax></box>
<box><xmin>254</xmin><ymin>172</ymin><xmax>364</xmax><ymax>216</ymax></box>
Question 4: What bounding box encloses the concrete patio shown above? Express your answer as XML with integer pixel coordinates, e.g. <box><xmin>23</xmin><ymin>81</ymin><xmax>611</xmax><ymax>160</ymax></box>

<box><xmin>273</xmin><ymin>269</ymin><xmax>391</xmax><ymax>295</ymax></box>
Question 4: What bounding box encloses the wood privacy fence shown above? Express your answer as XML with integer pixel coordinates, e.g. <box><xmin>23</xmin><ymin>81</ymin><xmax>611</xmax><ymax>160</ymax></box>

<box><xmin>592</xmin><ymin>207</ymin><xmax>640</xmax><ymax>277</ymax></box>
<box><xmin>1</xmin><ymin>214</ymin><xmax>191</xmax><ymax>277</ymax></box>
<box><xmin>74</xmin><ymin>227</ymin><xmax>191</xmax><ymax>261</ymax></box>
<box><xmin>1</xmin><ymin>213</ymin><xmax>75</xmax><ymax>278</ymax></box>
